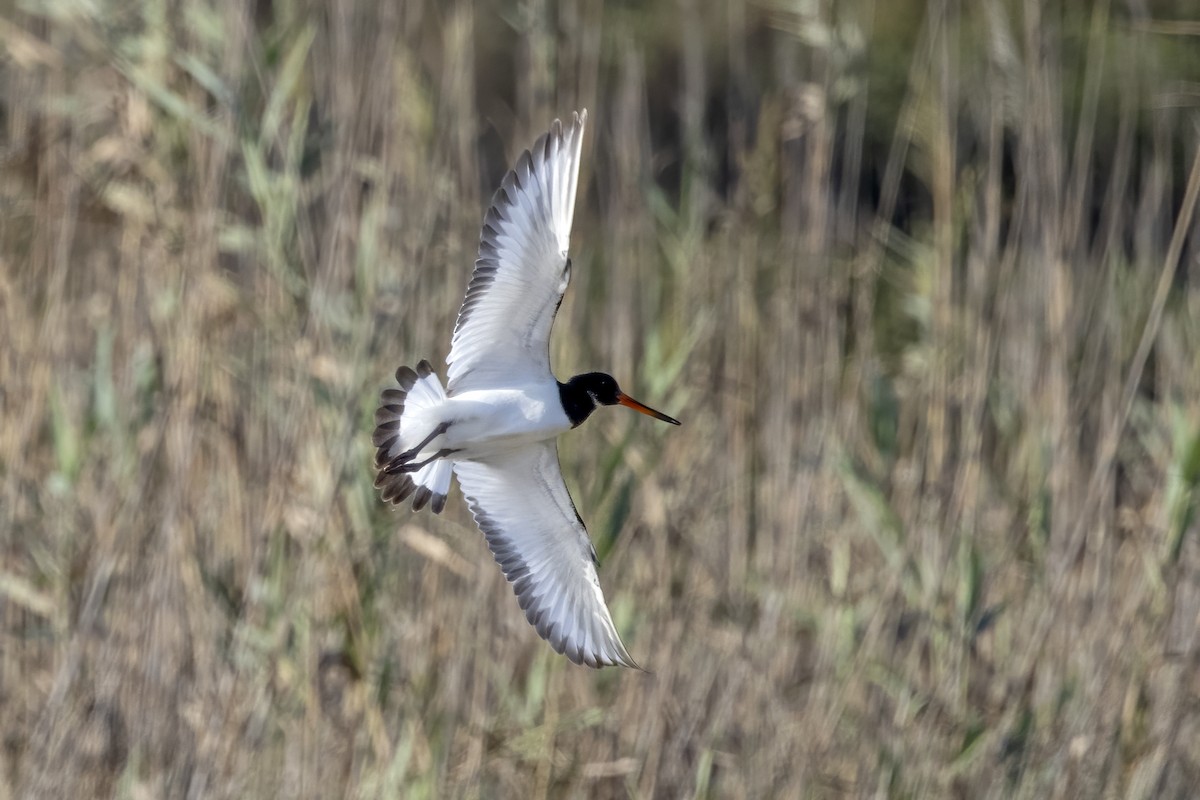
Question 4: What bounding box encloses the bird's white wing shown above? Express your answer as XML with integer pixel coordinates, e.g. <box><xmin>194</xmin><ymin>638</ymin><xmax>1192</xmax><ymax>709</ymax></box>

<box><xmin>452</xmin><ymin>440</ymin><xmax>638</xmax><ymax>668</ymax></box>
<box><xmin>446</xmin><ymin>111</ymin><xmax>586</xmax><ymax>394</ymax></box>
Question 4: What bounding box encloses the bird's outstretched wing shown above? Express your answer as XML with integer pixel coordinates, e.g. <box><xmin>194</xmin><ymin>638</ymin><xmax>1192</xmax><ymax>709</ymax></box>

<box><xmin>446</xmin><ymin>111</ymin><xmax>586</xmax><ymax>394</ymax></box>
<box><xmin>452</xmin><ymin>440</ymin><xmax>638</xmax><ymax>668</ymax></box>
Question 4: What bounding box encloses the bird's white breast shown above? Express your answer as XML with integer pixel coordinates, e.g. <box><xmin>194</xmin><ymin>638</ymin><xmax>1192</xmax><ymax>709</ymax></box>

<box><xmin>441</xmin><ymin>383</ymin><xmax>572</xmax><ymax>459</ymax></box>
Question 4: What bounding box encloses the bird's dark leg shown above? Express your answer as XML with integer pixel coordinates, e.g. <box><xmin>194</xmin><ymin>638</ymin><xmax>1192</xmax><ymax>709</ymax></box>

<box><xmin>394</xmin><ymin>421</ymin><xmax>450</xmax><ymax>463</ymax></box>
<box><xmin>386</xmin><ymin>447</ymin><xmax>460</xmax><ymax>474</ymax></box>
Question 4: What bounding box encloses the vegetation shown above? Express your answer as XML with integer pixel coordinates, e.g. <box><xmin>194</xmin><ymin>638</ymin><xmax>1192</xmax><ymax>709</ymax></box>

<box><xmin>3</xmin><ymin>0</ymin><xmax>1200</xmax><ymax>796</ymax></box>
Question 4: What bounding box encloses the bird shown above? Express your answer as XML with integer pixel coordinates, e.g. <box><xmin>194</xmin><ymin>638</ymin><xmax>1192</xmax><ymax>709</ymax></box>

<box><xmin>371</xmin><ymin>110</ymin><xmax>680</xmax><ymax>669</ymax></box>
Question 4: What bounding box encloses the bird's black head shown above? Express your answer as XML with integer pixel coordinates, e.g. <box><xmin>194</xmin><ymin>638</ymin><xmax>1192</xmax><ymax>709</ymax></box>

<box><xmin>559</xmin><ymin>372</ymin><xmax>681</xmax><ymax>428</ymax></box>
<box><xmin>575</xmin><ymin>372</ymin><xmax>621</xmax><ymax>405</ymax></box>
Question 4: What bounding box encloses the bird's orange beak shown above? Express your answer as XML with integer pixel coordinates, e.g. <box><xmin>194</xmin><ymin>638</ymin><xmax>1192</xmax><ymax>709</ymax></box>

<box><xmin>616</xmin><ymin>392</ymin><xmax>681</xmax><ymax>425</ymax></box>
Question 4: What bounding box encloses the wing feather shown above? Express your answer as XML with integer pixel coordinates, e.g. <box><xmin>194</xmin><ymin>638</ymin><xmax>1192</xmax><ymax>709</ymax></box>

<box><xmin>446</xmin><ymin>111</ymin><xmax>587</xmax><ymax>394</ymax></box>
<box><xmin>452</xmin><ymin>441</ymin><xmax>639</xmax><ymax>669</ymax></box>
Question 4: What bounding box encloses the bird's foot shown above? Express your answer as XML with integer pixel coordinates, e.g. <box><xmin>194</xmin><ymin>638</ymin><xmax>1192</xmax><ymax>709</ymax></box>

<box><xmin>386</xmin><ymin>447</ymin><xmax>460</xmax><ymax>474</ymax></box>
<box><xmin>392</xmin><ymin>421</ymin><xmax>450</xmax><ymax>465</ymax></box>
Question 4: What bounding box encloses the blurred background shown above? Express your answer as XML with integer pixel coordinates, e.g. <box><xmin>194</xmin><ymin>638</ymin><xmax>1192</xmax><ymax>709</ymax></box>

<box><xmin>3</xmin><ymin>0</ymin><xmax>1200</xmax><ymax>796</ymax></box>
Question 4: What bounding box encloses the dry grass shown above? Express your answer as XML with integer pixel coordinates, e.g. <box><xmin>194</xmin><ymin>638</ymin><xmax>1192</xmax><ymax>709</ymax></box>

<box><xmin>3</xmin><ymin>0</ymin><xmax>1200</xmax><ymax>797</ymax></box>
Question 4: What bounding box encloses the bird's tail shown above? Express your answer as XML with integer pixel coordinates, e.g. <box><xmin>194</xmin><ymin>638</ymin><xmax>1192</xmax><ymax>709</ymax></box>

<box><xmin>372</xmin><ymin>359</ymin><xmax>454</xmax><ymax>513</ymax></box>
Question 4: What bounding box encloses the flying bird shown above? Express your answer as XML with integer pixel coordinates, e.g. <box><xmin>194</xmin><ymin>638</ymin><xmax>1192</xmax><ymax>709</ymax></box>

<box><xmin>372</xmin><ymin>110</ymin><xmax>680</xmax><ymax>668</ymax></box>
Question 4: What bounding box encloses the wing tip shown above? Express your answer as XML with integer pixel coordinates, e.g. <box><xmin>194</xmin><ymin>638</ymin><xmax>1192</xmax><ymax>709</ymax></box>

<box><xmin>595</xmin><ymin>642</ymin><xmax>643</xmax><ymax>671</ymax></box>
<box><xmin>562</xmin><ymin>109</ymin><xmax>586</xmax><ymax>158</ymax></box>
<box><xmin>564</xmin><ymin>638</ymin><xmax>642</xmax><ymax>670</ymax></box>
<box><xmin>542</xmin><ymin>109</ymin><xmax>586</xmax><ymax>160</ymax></box>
